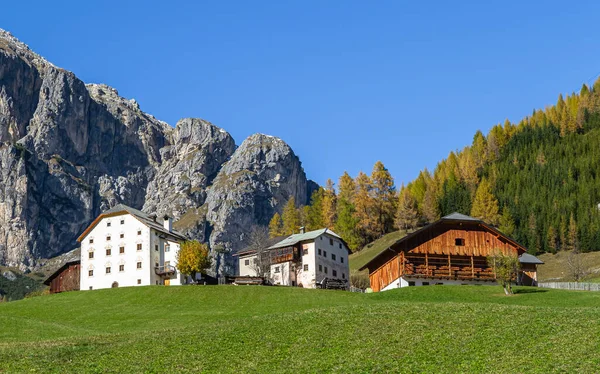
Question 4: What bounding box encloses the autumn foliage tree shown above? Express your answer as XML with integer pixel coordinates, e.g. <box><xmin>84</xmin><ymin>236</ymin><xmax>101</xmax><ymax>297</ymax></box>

<box><xmin>176</xmin><ymin>240</ymin><xmax>212</xmax><ymax>283</ymax></box>
<box><xmin>395</xmin><ymin>186</ymin><xmax>418</xmax><ymax>231</ymax></box>
<box><xmin>487</xmin><ymin>250</ymin><xmax>520</xmax><ymax>295</ymax></box>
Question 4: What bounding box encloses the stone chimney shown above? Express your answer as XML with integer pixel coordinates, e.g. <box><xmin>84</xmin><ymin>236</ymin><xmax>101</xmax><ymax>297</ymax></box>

<box><xmin>163</xmin><ymin>215</ymin><xmax>173</xmax><ymax>232</ymax></box>
<box><xmin>299</xmin><ymin>226</ymin><xmax>305</xmax><ymax>234</ymax></box>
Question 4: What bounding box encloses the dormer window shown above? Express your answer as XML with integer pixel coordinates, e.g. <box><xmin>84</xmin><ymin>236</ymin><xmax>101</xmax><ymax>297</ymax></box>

<box><xmin>455</xmin><ymin>238</ymin><xmax>465</xmax><ymax>246</ymax></box>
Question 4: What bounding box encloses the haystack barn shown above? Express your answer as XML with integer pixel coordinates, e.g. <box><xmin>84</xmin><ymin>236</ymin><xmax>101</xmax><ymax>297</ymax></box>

<box><xmin>44</xmin><ymin>260</ymin><xmax>81</xmax><ymax>294</ymax></box>
<box><xmin>360</xmin><ymin>213</ymin><xmax>542</xmax><ymax>292</ymax></box>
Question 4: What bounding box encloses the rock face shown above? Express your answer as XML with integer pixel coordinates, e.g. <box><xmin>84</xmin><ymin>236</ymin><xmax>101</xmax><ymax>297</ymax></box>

<box><xmin>0</xmin><ymin>29</ymin><xmax>313</xmax><ymax>271</ymax></box>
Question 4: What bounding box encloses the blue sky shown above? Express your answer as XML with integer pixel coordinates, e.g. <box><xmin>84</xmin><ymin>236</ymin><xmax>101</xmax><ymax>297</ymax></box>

<box><xmin>2</xmin><ymin>1</ymin><xmax>600</xmax><ymax>186</ymax></box>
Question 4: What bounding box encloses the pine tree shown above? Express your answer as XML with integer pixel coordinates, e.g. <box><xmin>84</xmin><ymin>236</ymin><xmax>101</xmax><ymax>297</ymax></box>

<box><xmin>498</xmin><ymin>208</ymin><xmax>516</xmax><ymax>237</ymax></box>
<box><xmin>322</xmin><ymin>179</ymin><xmax>337</xmax><ymax>229</ymax></box>
<box><xmin>354</xmin><ymin>171</ymin><xmax>376</xmax><ymax>240</ymax></box>
<box><xmin>338</xmin><ymin>172</ymin><xmax>356</xmax><ymax>202</ymax></box>
<box><xmin>371</xmin><ymin>161</ymin><xmax>396</xmax><ymax>236</ymax></box>
<box><xmin>559</xmin><ymin>217</ymin><xmax>567</xmax><ymax>251</ymax></box>
<box><xmin>546</xmin><ymin>225</ymin><xmax>558</xmax><ymax>253</ymax></box>
<box><xmin>306</xmin><ymin>189</ymin><xmax>325</xmax><ymax>231</ymax></box>
<box><xmin>268</xmin><ymin>213</ymin><xmax>284</xmax><ymax>238</ymax></box>
<box><xmin>281</xmin><ymin>197</ymin><xmax>300</xmax><ymax>235</ymax></box>
<box><xmin>422</xmin><ymin>182</ymin><xmax>440</xmax><ymax>223</ymax></box>
<box><xmin>527</xmin><ymin>213</ymin><xmax>539</xmax><ymax>254</ymax></box>
<box><xmin>470</xmin><ymin>178</ymin><xmax>500</xmax><ymax>225</ymax></box>
<box><xmin>395</xmin><ymin>186</ymin><xmax>418</xmax><ymax>231</ymax></box>
<box><xmin>335</xmin><ymin>198</ymin><xmax>361</xmax><ymax>251</ymax></box>
<box><xmin>566</xmin><ymin>213</ymin><xmax>579</xmax><ymax>252</ymax></box>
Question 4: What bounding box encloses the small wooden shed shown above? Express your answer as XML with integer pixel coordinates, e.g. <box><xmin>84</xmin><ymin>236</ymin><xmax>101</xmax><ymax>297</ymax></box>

<box><xmin>44</xmin><ymin>260</ymin><xmax>81</xmax><ymax>294</ymax></box>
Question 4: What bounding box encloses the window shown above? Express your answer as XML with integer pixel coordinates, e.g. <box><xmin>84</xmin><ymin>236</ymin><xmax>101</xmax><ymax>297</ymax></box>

<box><xmin>88</xmin><ymin>270</ymin><xmax>94</xmax><ymax>277</ymax></box>
<box><xmin>137</xmin><ymin>279</ymin><xmax>141</xmax><ymax>285</ymax></box>
<box><xmin>341</xmin><ymin>257</ymin><xmax>344</xmax><ymax>263</ymax></box>
<box><xmin>319</xmin><ymin>265</ymin><xmax>323</xmax><ymax>272</ymax></box>
<box><xmin>106</xmin><ymin>248</ymin><xmax>111</xmax><ymax>256</ymax></box>
<box><xmin>302</xmin><ymin>248</ymin><xmax>308</xmax><ymax>256</ymax></box>
<box><xmin>155</xmin><ymin>262</ymin><xmax>159</xmax><ymax>268</ymax></box>
<box><xmin>156</xmin><ymin>280</ymin><xmax>159</xmax><ymax>285</ymax></box>
<box><xmin>331</xmin><ymin>254</ymin><xmax>336</xmax><ymax>261</ymax></box>
<box><xmin>89</xmin><ymin>238</ymin><xmax>94</xmax><ymax>244</ymax></box>
<box><xmin>137</xmin><ymin>262</ymin><xmax>142</xmax><ymax>269</ymax></box>
<box><xmin>89</xmin><ymin>252</ymin><xmax>94</xmax><ymax>259</ymax></box>
<box><xmin>330</xmin><ymin>238</ymin><xmax>333</xmax><ymax>246</ymax></box>
<box><xmin>119</xmin><ymin>265</ymin><xmax>124</xmax><ymax>272</ymax></box>
<box><xmin>324</xmin><ymin>266</ymin><xmax>328</xmax><ymax>274</ymax></box>
<box><xmin>120</xmin><ymin>233</ymin><xmax>124</xmax><ymax>239</ymax></box>
<box><xmin>137</xmin><ymin>243</ymin><xmax>142</xmax><ymax>251</ymax></box>
<box><xmin>119</xmin><ymin>246</ymin><xmax>125</xmax><ymax>254</ymax></box>
<box><xmin>89</xmin><ymin>286</ymin><xmax>93</xmax><ymax>290</ymax></box>
<box><xmin>342</xmin><ymin>273</ymin><xmax>345</xmax><ymax>279</ymax></box>
<box><xmin>408</xmin><ymin>281</ymin><xmax>416</xmax><ymax>287</ymax></box>
<box><xmin>107</xmin><ymin>221</ymin><xmax>111</xmax><ymax>227</ymax></box>
<box><xmin>422</xmin><ymin>282</ymin><xmax>430</xmax><ymax>286</ymax></box>
<box><xmin>318</xmin><ymin>249</ymin><xmax>322</xmax><ymax>256</ymax></box>
<box><xmin>106</xmin><ymin>267</ymin><xmax>111</xmax><ymax>274</ymax></box>
<box><xmin>303</xmin><ymin>264</ymin><xmax>308</xmax><ymax>271</ymax></box>
<box><xmin>332</xmin><ymin>270</ymin><xmax>337</xmax><ymax>277</ymax></box>
<box><xmin>165</xmin><ymin>244</ymin><xmax>170</xmax><ymax>252</ymax></box>
<box><xmin>137</xmin><ymin>230</ymin><xmax>142</xmax><ymax>235</ymax></box>
<box><xmin>120</xmin><ymin>219</ymin><xmax>125</xmax><ymax>225</ymax></box>
<box><xmin>155</xmin><ymin>244</ymin><xmax>159</xmax><ymax>251</ymax></box>
<box><xmin>339</xmin><ymin>243</ymin><xmax>342</xmax><ymax>249</ymax></box>
<box><xmin>323</xmin><ymin>250</ymin><xmax>327</xmax><ymax>257</ymax></box>
<box><xmin>455</xmin><ymin>238</ymin><xmax>465</xmax><ymax>246</ymax></box>
<box><xmin>106</xmin><ymin>235</ymin><xmax>111</xmax><ymax>241</ymax></box>
<box><xmin>245</xmin><ymin>259</ymin><xmax>250</xmax><ymax>266</ymax></box>
<box><xmin>274</xmin><ymin>266</ymin><xmax>280</xmax><ymax>273</ymax></box>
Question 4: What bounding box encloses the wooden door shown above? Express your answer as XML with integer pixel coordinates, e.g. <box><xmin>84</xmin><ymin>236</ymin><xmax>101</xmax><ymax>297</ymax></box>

<box><xmin>164</xmin><ymin>278</ymin><xmax>170</xmax><ymax>286</ymax></box>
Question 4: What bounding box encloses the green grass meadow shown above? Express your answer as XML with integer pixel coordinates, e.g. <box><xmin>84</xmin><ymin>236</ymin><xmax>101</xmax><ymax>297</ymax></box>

<box><xmin>1</xmin><ymin>285</ymin><xmax>600</xmax><ymax>373</ymax></box>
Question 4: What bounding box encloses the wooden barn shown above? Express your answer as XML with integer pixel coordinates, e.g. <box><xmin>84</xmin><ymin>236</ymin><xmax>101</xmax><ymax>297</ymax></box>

<box><xmin>44</xmin><ymin>260</ymin><xmax>81</xmax><ymax>294</ymax></box>
<box><xmin>359</xmin><ymin>213</ymin><xmax>543</xmax><ymax>292</ymax></box>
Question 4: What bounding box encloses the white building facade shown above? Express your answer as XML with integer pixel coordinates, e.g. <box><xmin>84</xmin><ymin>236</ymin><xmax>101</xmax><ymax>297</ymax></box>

<box><xmin>78</xmin><ymin>205</ymin><xmax>187</xmax><ymax>291</ymax></box>
<box><xmin>237</xmin><ymin>228</ymin><xmax>350</xmax><ymax>289</ymax></box>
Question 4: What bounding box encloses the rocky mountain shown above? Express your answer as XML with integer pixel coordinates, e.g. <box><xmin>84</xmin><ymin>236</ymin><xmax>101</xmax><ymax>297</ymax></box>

<box><xmin>0</xmin><ymin>29</ymin><xmax>313</xmax><ymax>272</ymax></box>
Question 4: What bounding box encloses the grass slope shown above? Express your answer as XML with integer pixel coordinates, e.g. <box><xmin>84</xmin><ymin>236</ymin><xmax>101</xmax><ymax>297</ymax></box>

<box><xmin>349</xmin><ymin>230</ymin><xmax>407</xmax><ymax>271</ymax></box>
<box><xmin>1</xmin><ymin>285</ymin><xmax>600</xmax><ymax>373</ymax></box>
<box><xmin>538</xmin><ymin>251</ymin><xmax>600</xmax><ymax>282</ymax></box>
<box><xmin>0</xmin><ymin>267</ymin><xmax>45</xmax><ymax>301</ymax></box>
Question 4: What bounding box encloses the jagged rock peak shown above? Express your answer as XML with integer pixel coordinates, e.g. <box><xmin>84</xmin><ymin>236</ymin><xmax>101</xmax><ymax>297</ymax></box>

<box><xmin>222</xmin><ymin>133</ymin><xmax>295</xmax><ymax>174</ymax></box>
<box><xmin>174</xmin><ymin>118</ymin><xmax>233</xmax><ymax>146</ymax></box>
<box><xmin>0</xmin><ymin>28</ymin><xmax>57</xmax><ymax>69</ymax></box>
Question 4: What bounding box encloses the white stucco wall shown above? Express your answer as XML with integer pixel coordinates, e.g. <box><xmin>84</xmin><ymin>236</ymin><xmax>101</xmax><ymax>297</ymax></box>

<box><xmin>380</xmin><ymin>276</ymin><xmax>498</xmax><ymax>291</ymax></box>
<box><xmin>238</xmin><ymin>254</ymin><xmax>258</xmax><ymax>277</ymax></box>
<box><xmin>313</xmin><ymin>234</ymin><xmax>350</xmax><ymax>285</ymax></box>
<box><xmin>80</xmin><ymin>213</ymin><xmax>183</xmax><ymax>290</ymax></box>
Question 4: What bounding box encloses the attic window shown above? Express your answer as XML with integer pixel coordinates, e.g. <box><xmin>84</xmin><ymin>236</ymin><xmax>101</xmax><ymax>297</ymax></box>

<box><xmin>455</xmin><ymin>238</ymin><xmax>465</xmax><ymax>246</ymax></box>
<box><xmin>120</xmin><ymin>219</ymin><xmax>125</xmax><ymax>225</ymax></box>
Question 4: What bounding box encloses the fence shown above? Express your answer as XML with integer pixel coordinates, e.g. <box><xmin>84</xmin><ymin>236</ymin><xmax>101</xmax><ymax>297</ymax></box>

<box><xmin>538</xmin><ymin>282</ymin><xmax>600</xmax><ymax>291</ymax></box>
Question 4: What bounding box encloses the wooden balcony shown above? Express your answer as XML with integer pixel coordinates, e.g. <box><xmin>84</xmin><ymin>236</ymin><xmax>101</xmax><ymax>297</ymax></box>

<box><xmin>155</xmin><ymin>265</ymin><xmax>176</xmax><ymax>276</ymax></box>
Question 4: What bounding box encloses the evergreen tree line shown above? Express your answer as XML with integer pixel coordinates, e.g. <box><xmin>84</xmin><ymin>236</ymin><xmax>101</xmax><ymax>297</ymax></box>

<box><xmin>269</xmin><ymin>78</ymin><xmax>600</xmax><ymax>254</ymax></box>
<box><xmin>269</xmin><ymin>161</ymin><xmax>398</xmax><ymax>251</ymax></box>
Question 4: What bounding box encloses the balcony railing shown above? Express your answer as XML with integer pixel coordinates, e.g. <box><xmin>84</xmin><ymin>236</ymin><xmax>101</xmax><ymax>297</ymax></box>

<box><xmin>155</xmin><ymin>265</ymin><xmax>176</xmax><ymax>276</ymax></box>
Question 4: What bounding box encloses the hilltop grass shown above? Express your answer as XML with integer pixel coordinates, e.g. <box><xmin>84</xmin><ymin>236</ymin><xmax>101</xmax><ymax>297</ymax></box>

<box><xmin>349</xmin><ymin>229</ymin><xmax>407</xmax><ymax>272</ymax></box>
<box><xmin>538</xmin><ymin>251</ymin><xmax>600</xmax><ymax>282</ymax></box>
<box><xmin>2</xmin><ymin>285</ymin><xmax>600</xmax><ymax>373</ymax></box>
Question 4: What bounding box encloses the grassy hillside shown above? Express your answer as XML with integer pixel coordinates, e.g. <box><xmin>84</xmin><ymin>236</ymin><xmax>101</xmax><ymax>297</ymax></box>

<box><xmin>538</xmin><ymin>251</ymin><xmax>600</xmax><ymax>282</ymax></box>
<box><xmin>0</xmin><ymin>267</ymin><xmax>45</xmax><ymax>301</ymax></box>
<box><xmin>349</xmin><ymin>229</ymin><xmax>407</xmax><ymax>271</ymax></box>
<box><xmin>2</xmin><ymin>285</ymin><xmax>600</xmax><ymax>372</ymax></box>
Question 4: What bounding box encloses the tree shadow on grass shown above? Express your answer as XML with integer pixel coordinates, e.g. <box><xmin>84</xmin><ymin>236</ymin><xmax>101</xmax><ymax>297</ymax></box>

<box><xmin>514</xmin><ymin>288</ymin><xmax>548</xmax><ymax>294</ymax></box>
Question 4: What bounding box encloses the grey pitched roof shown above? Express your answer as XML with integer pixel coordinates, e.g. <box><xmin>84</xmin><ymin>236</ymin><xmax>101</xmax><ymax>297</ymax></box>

<box><xmin>234</xmin><ymin>235</ymin><xmax>288</xmax><ymax>256</ymax></box>
<box><xmin>104</xmin><ymin>204</ymin><xmax>187</xmax><ymax>241</ymax></box>
<box><xmin>441</xmin><ymin>212</ymin><xmax>482</xmax><ymax>222</ymax></box>
<box><xmin>519</xmin><ymin>253</ymin><xmax>544</xmax><ymax>264</ymax></box>
<box><xmin>268</xmin><ymin>228</ymin><xmax>342</xmax><ymax>250</ymax></box>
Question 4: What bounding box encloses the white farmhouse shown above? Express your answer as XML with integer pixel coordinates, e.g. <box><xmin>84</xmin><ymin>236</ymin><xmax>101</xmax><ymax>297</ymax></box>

<box><xmin>78</xmin><ymin>204</ymin><xmax>188</xmax><ymax>290</ymax></box>
<box><xmin>236</xmin><ymin>228</ymin><xmax>351</xmax><ymax>288</ymax></box>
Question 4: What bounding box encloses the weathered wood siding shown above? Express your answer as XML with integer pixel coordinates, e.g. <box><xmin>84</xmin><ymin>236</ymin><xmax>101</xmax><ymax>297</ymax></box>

<box><xmin>369</xmin><ymin>256</ymin><xmax>400</xmax><ymax>292</ymax></box>
<box><xmin>400</xmin><ymin>224</ymin><xmax>519</xmax><ymax>257</ymax></box>
<box><xmin>48</xmin><ymin>264</ymin><xmax>80</xmax><ymax>293</ymax></box>
<box><xmin>368</xmin><ymin>222</ymin><xmax>524</xmax><ymax>292</ymax></box>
